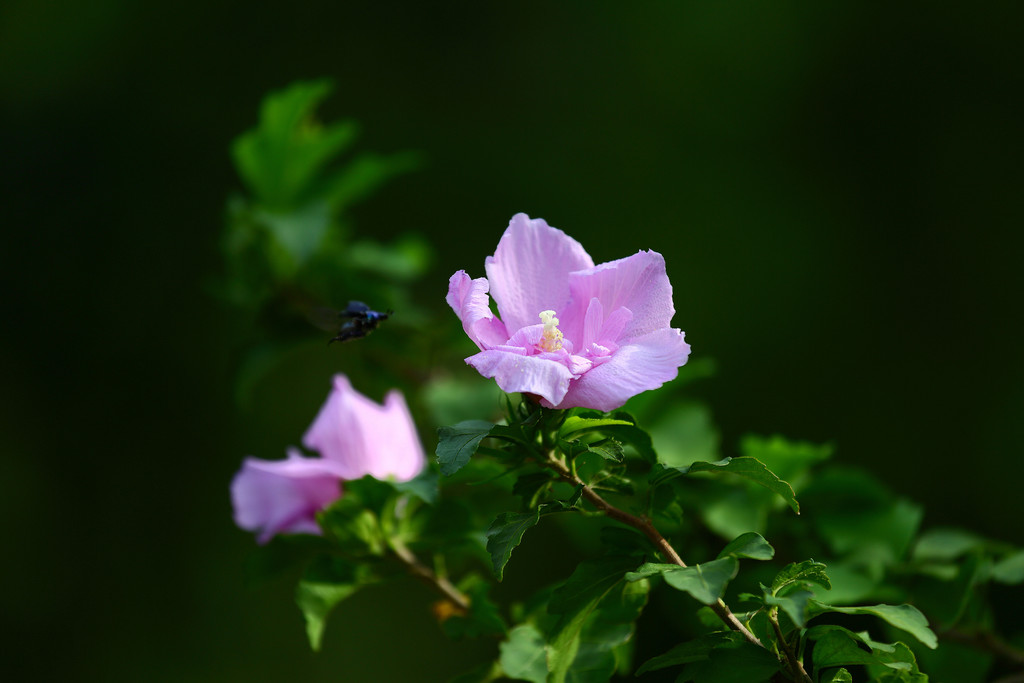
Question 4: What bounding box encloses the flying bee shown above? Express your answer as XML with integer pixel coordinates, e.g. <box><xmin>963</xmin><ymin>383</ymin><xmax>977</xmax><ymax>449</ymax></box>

<box><xmin>309</xmin><ymin>301</ymin><xmax>392</xmax><ymax>344</ymax></box>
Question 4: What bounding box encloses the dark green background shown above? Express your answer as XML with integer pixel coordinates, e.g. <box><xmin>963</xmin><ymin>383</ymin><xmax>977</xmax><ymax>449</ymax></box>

<box><xmin>3</xmin><ymin>2</ymin><xmax>1022</xmax><ymax>680</ymax></box>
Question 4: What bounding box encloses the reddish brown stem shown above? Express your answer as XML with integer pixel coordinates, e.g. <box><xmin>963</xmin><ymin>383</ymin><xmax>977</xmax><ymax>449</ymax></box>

<box><xmin>545</xmin><ymin>455</ymin><xmax>763</xmax><ymax>648</ymax></box>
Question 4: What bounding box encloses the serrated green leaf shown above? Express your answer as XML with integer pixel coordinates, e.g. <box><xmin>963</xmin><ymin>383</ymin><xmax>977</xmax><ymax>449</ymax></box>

<box><xmin>718</xmin><ymin>532</ymin><xmax>775</xmax><ymax>561</ymax></box>
<box><xmin>651</xmin><ymin>457</ymin><xmax>799</xmax><ymax>513</ymax></box>
<box><xmin>500</xmin><ymin>624</ymin><xmax>548</xmax><ymax>683</ymax></box>
<box><xmin>991</xmin><ymin>550</ymin><xmax>1024</xmax><ymax>584</ymax></box>
<box><xmin>810</xmin><ymin>602</ymin><xmax>937</xmax><ymax>649</ymax></box>
<box><xmin>771</xmin><ymin>560</ymin><xmax>831</xmax><ymax>595</ymax></box>
<box><xmin>485</xmin><ymin>509</ymin><xmax>541</xmax><ymax>581</ymax></box>
<box><xmin>436</xmin><ymin>420</ymin><xmax>495</xmax><ymax>476</ymax></box>
<box><xmin>485</xmin><ymin>502</ymin><xmax>575</xmax><ymax>580</ymax></box>
<box><xmin>626</xmin><ymin>558</ymin><xmax>738</xmax><ymax>605</ymax></box>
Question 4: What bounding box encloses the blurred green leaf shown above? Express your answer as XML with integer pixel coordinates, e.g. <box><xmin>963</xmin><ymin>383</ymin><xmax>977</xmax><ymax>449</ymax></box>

<box><xmin>500</xmin><ymin>624</ymin><xmax>548</xmax><ymax>683</ymax></box>
<box><xmin>652</xmin><ymin>456</ymin><xmax>799</xmax><ymax>513</ymax></box>
<box><xmin>295</xmin><ymin>556</ymin><xmax>373</xmax><ymax>651</ymax></box>
<box><xmin>990</xmin><ymin>549</ymin><xmax>1024</xmax><ymax>584</ymax></box>
<box><xmin>717</xmin><ymin>532</ymin><xmax>775</xmax><ymax>561</ymax></box>
<box><xmin>912</xmin><ymin>528</ymin><xmax>986</xmax><ymax>562</ymax></box>
<box><xmin>802</xmin><ymin>468</ymin><xmax>922</xmax><ymax>568</ymax></box>
<box><xmin>809</xmin><ymin>602</ymin><xmax>937</xmax><ymax>649</ymax></box>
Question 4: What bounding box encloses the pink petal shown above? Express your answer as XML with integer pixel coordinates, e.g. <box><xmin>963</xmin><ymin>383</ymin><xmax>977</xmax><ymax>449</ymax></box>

<box><xmin>446</xmin><ymin>271</ymin><xmax>508</xmax><ymax>350</ymax></box>
<box><xmin>484</xmin><ymin>214</ymin><xmax>594</xmax><ymax>333</ymax></box>
<box><xmin>230</xmin><ymin>450</ymin><xmax>345</xmax><ymax>544</ymax></box>
<box><xmin>303</xmin><ymin>375</ymin><xmax>425</xmax><ymax>482</ymax></box>
<box><xmin>556</xmin><ymin>328</ymin><xmax>691</xmax><ymax>411</ymax></box>
<box><xmin>466</xmin><ymin>348</ymin><xmax>575</xmax><ymax>407</ymax></box>
<box><xmin>379</xmin><ymin>390</ymin><xmax>427</xmax><ymax>482</ymax></box>
<box><xmin>563</xmin><ymin>250</ymin><xmax>675</xmax><ymax>343</ymax></box>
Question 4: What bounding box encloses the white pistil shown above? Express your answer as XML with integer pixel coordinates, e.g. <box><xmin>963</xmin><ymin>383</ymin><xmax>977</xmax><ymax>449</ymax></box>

<box><xmin>538</xmin><ymin>310</ymin><xmax>563</xmax><ymax>352</ymax></box>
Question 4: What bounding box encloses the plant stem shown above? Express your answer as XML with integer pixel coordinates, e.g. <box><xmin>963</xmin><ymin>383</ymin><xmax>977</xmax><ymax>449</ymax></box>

<box><xmin>390</xmin><ymin>538</ymin><xmax>471</xmax><ymax>612</ymax></box>
<box><xmin>543</xmin><ymin>454</ymin><xmax>763</xmax><ymax>648</ymax></box>
<box><xmin>769</xmin><ymin>610</ymin><xmax>814</xmax><ymax>683</ymax></box>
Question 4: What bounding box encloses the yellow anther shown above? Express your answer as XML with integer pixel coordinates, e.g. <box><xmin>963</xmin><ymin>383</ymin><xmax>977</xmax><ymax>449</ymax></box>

<box><xmin>538</xmin><ymin>310</ymin><xmax>563</xmax><ymax>352</ymax></box>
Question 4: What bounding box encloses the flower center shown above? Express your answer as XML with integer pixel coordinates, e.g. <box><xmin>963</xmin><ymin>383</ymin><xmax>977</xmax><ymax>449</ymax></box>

<box><xmin>537</xmin><ymin>310</ymin><xmax>563</xmax><ymax>352</ymax></box>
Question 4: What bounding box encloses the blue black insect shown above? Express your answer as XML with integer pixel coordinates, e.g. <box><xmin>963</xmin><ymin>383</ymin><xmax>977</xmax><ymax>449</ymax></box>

<box><xmin>316</xmin><ymin>301</ymin><xmax>392</xmax><ymax>344</ymax></box>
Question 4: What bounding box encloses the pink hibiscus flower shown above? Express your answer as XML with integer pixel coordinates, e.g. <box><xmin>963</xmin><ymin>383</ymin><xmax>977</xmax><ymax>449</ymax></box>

<box><xmin>447</xmin><ymin>213</ymin><xmax>691</xmax><ymax>411</ymax></box>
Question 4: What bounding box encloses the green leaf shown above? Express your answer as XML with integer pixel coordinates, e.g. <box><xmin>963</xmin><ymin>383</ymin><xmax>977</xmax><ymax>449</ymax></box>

<box><xmin>912</xmin><ymin>528</ymin><xmax>986</xmax><ymax>562</ymax></box>
<box><xmin>810</xmin><ymin>602</ymin><xmax>937</xmax><ymax>649</ymax></box>
<box><xmin>991</xmin><ymin>549</ymin><xmax>1024</xmax><ymax>584</ymax></box>
<box><xmin>564</xmin><ymin>410</ymin><xmax>657</xmax><ymax>463</ymax></box>
<box><xmin>486</xmin><ymin>509</ymin><xmax>541</xmax><ymax>581</ymax></box>
<box><xmin>436</xmin><ymin>420</ymin><xmax>495</xmax><ymax>476</ymax></box>
<box><xmin>738</xmin><ymin>434</ymin><xmax>832</xmax><ymax>491</ymax></box>
<box><xmin>771</xmin><ymin>560</ymin><xmax>831</xmax><ymax>595</ymax></box>
<box><xmin>718</xmin><ymin>532</ymin><xmax>775</xmax><ymax>561</ymax></box>
<box><xmin>549</xmin><ymin>555</ymin><xmax>640</xmax><ymax>616</ymax></box>
<box><xmin>635</xmin><ymin>632</ymin><xmax>743</xmax><ymax>674</ymax></box>
<box><xmin>651</xmin><ymin>457</ymin><xmax>799</xmax><ymax>513</ymax></box>
<box><xmin>821</xmin><ymin>668</ymin><xmax>853</xmax><ymax>683</ymax></box>
<box><xmin>500</xmin><ymin>624</ymin><xmax>548</xmax><ymax>683</ymax></box>
<box><xmin>295</xmin><ymin>556</ymin><xmax>371</xmax><ymax>651</ymax></box>
<box><xmin>675</xmin><ymin>637</ymin><xmax>781</xmax><ymax>683</ymax></box>
<box><xmin>626</xmin><ymin>558</ymin><xmax>739</xmax><ymax>605</ymax></box>
<box><xmin>559</xmin><ymin>416</ymin><xmax>634</xmax><ymax>437</ymax></box>
<box><xmin>765</xmin><ymin>589</ymin><xmax>814</xmax><ymax>628</ymax></box>
<box><xmin>801</xmin><ymin>467</ymin><xmax>922</xmax><ymax>567</ymax></box>
<box><xmin>811</xmin><ymin>629</ymin><xmax>887</xmax><ymax>671</ymax></box>
<box><xmin>485</xmin><ymin>502</ymin><xmax>575</xmax><ymax>580</ymax></box>
<box><xmin>392</xmin><ymin>466</ymin><xmax>440</xmax><ymax>505</ymax></box>
<box><xmin>546</xmin><ymin>557</ymin><xmax>650</xmax><ymax>683</ymax></box>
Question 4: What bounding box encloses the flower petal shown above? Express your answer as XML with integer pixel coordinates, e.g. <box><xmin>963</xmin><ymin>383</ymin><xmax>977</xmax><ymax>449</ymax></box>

<box><xmin>230</xmin><ymin>450</ymin><xmax>345</xmax><ymax>544</ymax></box>
<box><xmin>303</xmin><ymin>374</ymin><xmax>425</xmax><ymax>482</ymax></box>
<box><xmin>484</xmin><ymin>213</ymin><xmax>594</xmax><ymax>333</ymax></box>
<box><xmin>466</xmin><ymin>349</ymin><xmax>575</xmax><ymax>406</ymax></box>
<box><xmin>563</xmin><ymin>250</ymin><xmax>675</xmax><ymax>343</ymax></box>
<box><xmin>556</xmin><ymin>328</ymin><xmax>691</xmax><ymax>411</ymax></box>
<box><xmin>446</xmin><ymin>270</ymin><xmax>508</xmax><ymax>350</ymax></box>
<box><xmin>379</xmin><ymin>390</ymin><xmax>427</xmax><ymax>481</ymax></box>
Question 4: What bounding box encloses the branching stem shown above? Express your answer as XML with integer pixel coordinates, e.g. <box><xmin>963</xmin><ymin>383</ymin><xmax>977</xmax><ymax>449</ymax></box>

<box><xmin>543</xmin><ymin>453</ymin><xmax>764</xmax><ymax>649</ymax></box>
<box><xmin>390</xmin><ymin>538</ymin><xmax>471</xmax><ymax>612</ymax></box>
<box><xmin>769</xmin><ymin>609</ymin><xmax>814</xmax><ymax>683</ymax></box>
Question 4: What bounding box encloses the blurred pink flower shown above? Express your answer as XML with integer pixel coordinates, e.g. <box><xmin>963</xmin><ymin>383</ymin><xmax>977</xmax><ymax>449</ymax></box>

<box><xmin>231</xmin><ymin>449</ymin><xmax>346</xmax><ymax>544</ymax></box>
<box><xmin>447</xmin><ymin>213</ymin><xmax>690</xmax><ymax>411</ymax></box>
<box><xmin>303</xmin><ymin>374</ymin><xmax>425</xmax><ymax>482</ymax></box>
<box><xmin>231</xmin><ymin>375</ymin><xmax>425</xmax><ymax>543</ymax></box>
